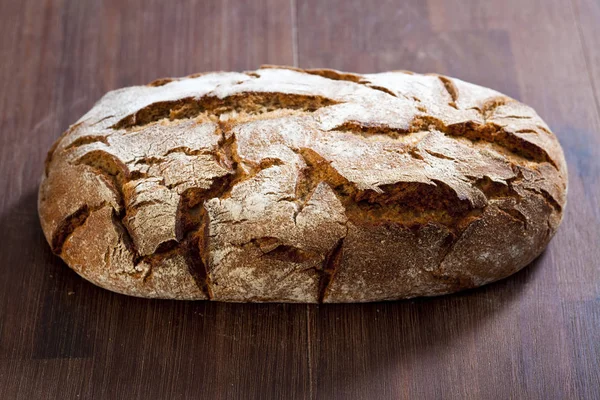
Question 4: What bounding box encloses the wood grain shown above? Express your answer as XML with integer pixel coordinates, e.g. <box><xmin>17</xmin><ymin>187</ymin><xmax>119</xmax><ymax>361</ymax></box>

<box><xmin>0</xmin><ymin>0</ymin><xmax>598</xmax><ymax>399</ymax></box>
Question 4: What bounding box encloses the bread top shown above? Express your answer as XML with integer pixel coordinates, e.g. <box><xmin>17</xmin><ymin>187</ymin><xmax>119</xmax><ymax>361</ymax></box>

<box><xmin>39</xmin><ymin>66</ymin><xmax>567</xmax><ymax>299</ymax></box>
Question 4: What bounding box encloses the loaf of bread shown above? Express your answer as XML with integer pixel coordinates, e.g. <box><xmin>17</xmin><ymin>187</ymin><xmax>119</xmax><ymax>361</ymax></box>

<box><xmin>38</xmin><ymin>66</ymin><xmax>567</xmax><ymax>302</ymax></box>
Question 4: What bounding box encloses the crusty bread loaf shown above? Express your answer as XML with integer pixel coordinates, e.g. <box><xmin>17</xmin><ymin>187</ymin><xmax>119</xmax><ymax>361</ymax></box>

<box><xmin>38</xmin><ymin>66</ymin><xmax>567</xmax><ymax>303</ymax></box>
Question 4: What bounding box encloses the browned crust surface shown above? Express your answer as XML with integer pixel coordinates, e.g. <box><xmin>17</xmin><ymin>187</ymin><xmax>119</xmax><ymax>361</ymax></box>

<box><xmin>38</xmin><ymin>66</ymin><xmax>568</xmax><ymax>302</ymax></box>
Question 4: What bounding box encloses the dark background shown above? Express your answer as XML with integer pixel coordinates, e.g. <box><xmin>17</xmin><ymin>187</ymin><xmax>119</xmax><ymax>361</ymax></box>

<box><xmin>1</xmin><ymin>0</ymin><xmax>599</xmax><ymax>399</ymax></box>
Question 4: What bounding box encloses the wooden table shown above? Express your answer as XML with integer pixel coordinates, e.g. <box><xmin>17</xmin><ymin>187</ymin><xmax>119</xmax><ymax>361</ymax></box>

<box><xmin>1</xmin><ymin>0</ymin><xmax>599</xmax><ymax>398</ymax></box>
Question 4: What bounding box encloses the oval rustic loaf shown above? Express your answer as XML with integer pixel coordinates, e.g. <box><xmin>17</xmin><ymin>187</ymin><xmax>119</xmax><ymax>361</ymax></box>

<box><xmin>39</xmin><ymin>66</ymin><xmax>568</xmax><ymax>303</ymax></box>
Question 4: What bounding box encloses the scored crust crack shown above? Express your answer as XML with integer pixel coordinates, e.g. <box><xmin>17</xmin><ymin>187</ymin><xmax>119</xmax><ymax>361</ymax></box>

<box><xmin>38</xmin><ymin>66</ymin><xmax>568</xmax><ymax>303</ymax></box>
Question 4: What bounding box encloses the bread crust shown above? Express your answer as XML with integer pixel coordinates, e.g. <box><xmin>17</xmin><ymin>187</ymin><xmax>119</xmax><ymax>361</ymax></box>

<box><xmin>38</xmin><ymin>66</ymin><xmax>568</xmax><ymax>302</ymax></box>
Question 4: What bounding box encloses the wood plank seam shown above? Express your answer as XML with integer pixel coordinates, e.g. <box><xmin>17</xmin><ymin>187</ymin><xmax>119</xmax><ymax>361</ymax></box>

<box><xmin>569</xmin><ymin>0</ymin><xmax>600</xmax><ymax>123</ymax></box>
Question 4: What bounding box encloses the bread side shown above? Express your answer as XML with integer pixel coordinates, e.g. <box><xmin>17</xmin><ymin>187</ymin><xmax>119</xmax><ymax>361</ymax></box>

<box><xmin>38</xmin><ymin>66</ymin><xmax>568</xmax><ymax>302</ymax></box>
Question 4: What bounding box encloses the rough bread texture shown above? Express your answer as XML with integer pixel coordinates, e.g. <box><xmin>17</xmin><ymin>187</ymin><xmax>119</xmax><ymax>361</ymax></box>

<box><xmin>38</xmin><ymin>66</ymin><xmax>568</xmax><ymax>303</ymax></box>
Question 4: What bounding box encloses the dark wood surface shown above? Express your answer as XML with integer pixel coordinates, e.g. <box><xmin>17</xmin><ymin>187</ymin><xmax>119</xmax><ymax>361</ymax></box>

<box><xmin>0</xmin><ymin>0</ymin><xmax>599</xmax><ymax>398</ymax></box>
